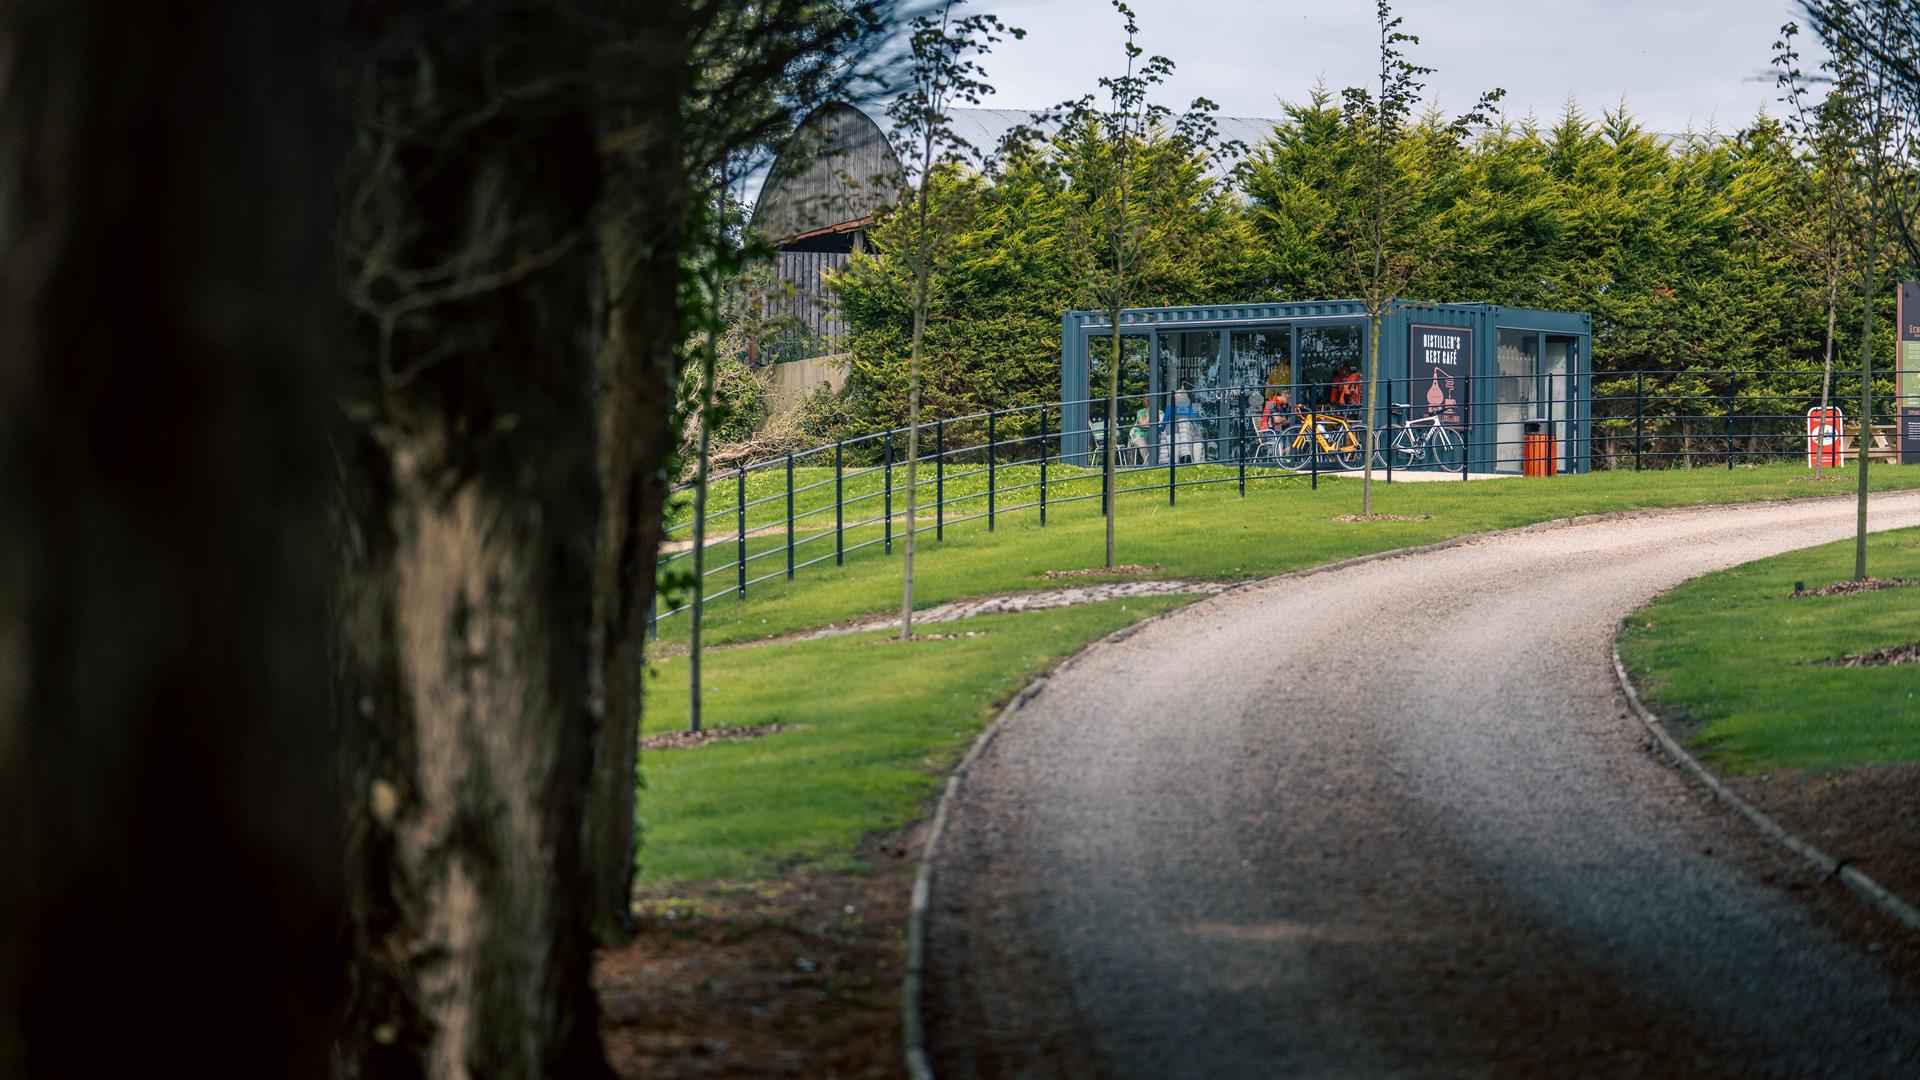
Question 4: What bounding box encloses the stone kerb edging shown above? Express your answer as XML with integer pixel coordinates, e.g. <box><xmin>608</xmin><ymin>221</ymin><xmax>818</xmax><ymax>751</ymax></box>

<box><xmin>1610</xmin><ymin>627</ymin><xmax>1920</xmax><ymax>933</ymax></box>
<box><xmin>899</xmin><ymin>492</ymin><xmax>1919</xmax><ymax>1079</ymax></box>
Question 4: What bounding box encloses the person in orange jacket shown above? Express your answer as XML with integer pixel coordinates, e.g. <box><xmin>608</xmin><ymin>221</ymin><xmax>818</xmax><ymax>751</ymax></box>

<box><xmin>1330</xmin><ymin>367</ymin><xmax>1362</xmax><ymax>408</ymax></box>
<box><xmin>1258</xmin><ymin>387</ymin><xmax>1292</xmax><ymax>432</ymax></box>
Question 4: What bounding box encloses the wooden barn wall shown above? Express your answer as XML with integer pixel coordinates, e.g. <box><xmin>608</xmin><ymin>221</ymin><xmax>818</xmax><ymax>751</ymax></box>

<box><xmin>769</xmin><ymin>249</ymin><xmax>848</xmax><ymax>358</ymax></box>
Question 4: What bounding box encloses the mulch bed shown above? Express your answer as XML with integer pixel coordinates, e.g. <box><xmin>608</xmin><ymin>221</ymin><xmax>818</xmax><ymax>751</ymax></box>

<box><xmin>640</xmin><ymin>723</ymin><xmax>792</xmax><ymax>751</ymax></box>
<box><xmin>1823</xmin><ymin>641</ymin><xmax>1920</xmax><ymax>667</ymax></box>
<box><xmin>596</xmin><ymin>830</ymin><xmax>918</xmax><ymax>1078</ymax></box>
<box><xmin>1792</xmin><ymin>577</ymin><xmax>1916</xmax><ymax>597</ymax></box>
<box><xmin>1331</xmin><ymin>513</ymin><xmax>1432</xmax><ymax>523</ymax></box>
<box><xmin>1042</xmin><ymin>564</ymin><xmax>1158</xmax><ymax>579</ymax></box>
<box><xmin>1728</xmin><ymin>763</ymin><xmax>1920</xmax><ymax>907</ymax></box>
<box><xmin>868</xmin><ymin>630</ymin><xmax>987</xmax><ymax>645</ymax></box>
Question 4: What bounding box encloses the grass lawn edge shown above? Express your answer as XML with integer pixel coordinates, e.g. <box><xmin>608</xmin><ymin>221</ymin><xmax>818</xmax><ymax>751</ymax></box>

<box><xmin>1608</xmin><ymin>626</ymin><xmax>1920</xmax><ymax>933</ymax></box>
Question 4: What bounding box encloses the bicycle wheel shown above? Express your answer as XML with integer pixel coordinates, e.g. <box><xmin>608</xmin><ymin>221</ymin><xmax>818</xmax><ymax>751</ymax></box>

<box><xmin>1390</xmin><ymin>425</ymin><xmax>1422</xmax><ymax>469</ymax></box>
<box><xmin>1433</xmin><ymin>423</ymin><xmax>1464</xmax><ymax>472</ymax></box>
<box><xmin>1332</xmin><ymin>423</ymin><xmax>1366</xmax><ymax>470</ymax></box>
<box><xmin>1274</xmin><ymin>423</ymin><xmax>1311</xmax><ymax>470</ymax></box>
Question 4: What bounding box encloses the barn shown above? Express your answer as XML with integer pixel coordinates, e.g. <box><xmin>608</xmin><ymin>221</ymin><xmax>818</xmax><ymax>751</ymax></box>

<box><xmin>749</xmin><ymin>101</ymin><xmax>1275</xmax><ymax>363</ymax></box>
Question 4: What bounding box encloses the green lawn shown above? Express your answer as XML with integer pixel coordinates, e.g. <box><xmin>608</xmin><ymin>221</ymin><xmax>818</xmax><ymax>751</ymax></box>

<box><xmin>638</xmin><ymin>594</ymin><xmax>1193</xmax><ymax>883</ymax></box>
<box><xmin>1619</xmin><ymin>527</ymin><xmax>1920</xmax><ymax>772</ymax></box>
<box><xmin>658</xmin><ymin>462</ymin><xmax>1920</xmax><ymax>648</ymax></box>
<box><xmin>640</xmin><ymin>464</ymin><xmax>1920</xmax><ymax>887</ymax></box>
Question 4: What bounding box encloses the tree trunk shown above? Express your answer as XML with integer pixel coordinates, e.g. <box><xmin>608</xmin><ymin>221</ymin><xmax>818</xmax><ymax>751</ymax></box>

<box><xmin>1106</xmin><ymin>310</ymin><xmax>1122</xmax><ymax>568</ymax></box>
<box><xmin>1856</xmin><ymin>216</ymin><xmax>1877</xmax><ymax>580</ymax></box>
<box><xmin>334</xmin><ymin>3</ymin><xmax>612</xmax><ymax>1073</ymax></box>
<box><xmin>0</xmin><ymin>1</ymin><xmax>342</xmax><ymax>1074</ymax></box>
<box><xmin>1361</xmin><ymin>308</ymin><xmax>1383</xmax><ymax>513</ymax></box>
<box><xmin>1818</xmin><ymin>274</ymin><xmax>1838</xmax><ymax>478</ymax></box>
<box><xmin>689</xmin><ymin>331</ymin><xmax>718</xmax><ymax>731</ymax></box>
<box><xmin>583</xmin><ymin>7</ymin><xmax>695</xmax><ymax>948</ymax></box>
<box><xmin>902</xmin><ymin>269</ymin><xmax>929</xmax><ymax>638</ymax></box>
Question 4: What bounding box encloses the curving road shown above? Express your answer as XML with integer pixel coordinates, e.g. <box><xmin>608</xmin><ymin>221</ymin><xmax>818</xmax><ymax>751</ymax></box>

<box><xmin>924</xmin><ymin>492</ymin><xmax>1920</xmax><ymax>1079</ymax></box>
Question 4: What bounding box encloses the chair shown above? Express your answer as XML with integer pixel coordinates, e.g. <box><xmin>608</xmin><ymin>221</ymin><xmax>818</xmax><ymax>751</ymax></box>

<box><xmin>1250</xmin><ymin>425</ymin><xmax>1283</xmax><ymax>466</ymax></box>
<box><xmin>1164</xmin><ymin>419</ymin><xmax>1208</xmax><ymax>464</ymax></box>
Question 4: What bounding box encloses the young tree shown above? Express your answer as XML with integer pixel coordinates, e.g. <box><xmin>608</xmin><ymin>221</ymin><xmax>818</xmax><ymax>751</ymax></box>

<box><xmin>886</xmin><ymin>1</ymin><xmax>1019</xmax><ymax>638</ymax></box>
<box><xmin>685</xmin><ymin>172</ymin><xmax>750</xmax><ymax>736</ymax></box>
<box><xmin>1774</xmin><ymin>22</ymin><xmax>1869</xmax><ymax>479</ymax></box>
<box><xmin>0</xmin><ymin>3</ymin><xmax>343</xmax><ymax>1073</ymax></box>
<box><xmin>1341</xmin><ymin>0</ymin><xmax>1501</xmax><ymax>513</ymax></box>
<box><xmin>1051</xmin><ymin>0</ymin><xmax>1230</xmax><ymax>567</ymax></box>
<box><xmin>1799</xmin><ymin>0</ymin><xmax>1918</xmax><ymax>578</ymax></box>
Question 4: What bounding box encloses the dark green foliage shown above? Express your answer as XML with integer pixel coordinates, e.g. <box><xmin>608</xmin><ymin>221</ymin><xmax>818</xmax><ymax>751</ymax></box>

<box><xmin>829</xmin><ymin>130</ymin><xmax>1252</xmax><ymax>433</ymax></box>
<box><xmin>826</xmin><ymin>102</ymin><xmax>1915</xmax><ymax>437</ymax></box>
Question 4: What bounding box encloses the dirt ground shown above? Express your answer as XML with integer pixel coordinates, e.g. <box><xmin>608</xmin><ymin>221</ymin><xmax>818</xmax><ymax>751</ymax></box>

<box><xmin>589</xmin><ymin>762</ymin><xmax>1920</xmax><ymax>1079</ymax></box>
<box><xmin>595</xmin><ymin>828</ymin><xmax>920</xmax><ymax>1079</ymax></box>
<box><xmin>1730</xmin><ymin>762</ymin><xmax>1920</xmax><ymax>913</ymax></box>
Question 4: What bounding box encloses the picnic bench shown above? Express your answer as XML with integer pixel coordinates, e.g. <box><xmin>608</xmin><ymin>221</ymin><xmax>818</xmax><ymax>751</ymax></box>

<box><xmin>1841</xmin><ymin>423</ymin><xmax>1900</xmax><ymax>464</ymax></box>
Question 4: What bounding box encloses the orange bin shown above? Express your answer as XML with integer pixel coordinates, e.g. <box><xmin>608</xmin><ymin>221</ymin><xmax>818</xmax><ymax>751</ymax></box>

<box><xmin>1522</xmin><ymin>432</ymin><xmax>1557</xmax><ymax>477</ymax></box>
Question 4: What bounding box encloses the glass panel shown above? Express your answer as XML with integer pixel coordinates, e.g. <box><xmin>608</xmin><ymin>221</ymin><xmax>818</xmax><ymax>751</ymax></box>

<box><xmin>1231</xmin><ymin>329</ymin><xmax>1292</xmax><ymax>462</ymax></box>
<box><xmin>1089</xmin><ymin>334</ymin><xmax>1151</xmax><ymax>466</ymax></box>
<box><xmin>1495</xmin><ymin>329</ymin><xmax>1539</xmax><ymax>471</ymax></box>
<box><xmin>1545</xmin><ymin>336</ymin><xmax>1573</xmax><ymax>470</ymax></box>
<box><xmin>1296</xmin><ymin>324</ymin><xmax>1365</xmax><ymax>413</ymax></box>
<box><xmin>1159</xmin><ymin>331</ymin><xmax>1221</xmax><ymax>462</ymax></box>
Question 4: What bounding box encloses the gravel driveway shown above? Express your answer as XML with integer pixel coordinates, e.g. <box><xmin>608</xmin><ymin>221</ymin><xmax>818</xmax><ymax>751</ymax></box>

<box><xmin>925</xmin><ymin>492</ymin><xmax>1920</xmax><ymax>1078</ymax></box>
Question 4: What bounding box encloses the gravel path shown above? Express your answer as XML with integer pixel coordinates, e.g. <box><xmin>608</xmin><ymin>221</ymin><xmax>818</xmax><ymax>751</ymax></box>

<box><xmin>786</xmin><ymin>580</ymin><xmax>1235</xmax><ymax>642</ymax></box>
<box><xmin>925</xmin><ymin>492</ymin><xmax>1920</xmax><ymax>1078</ymax></box>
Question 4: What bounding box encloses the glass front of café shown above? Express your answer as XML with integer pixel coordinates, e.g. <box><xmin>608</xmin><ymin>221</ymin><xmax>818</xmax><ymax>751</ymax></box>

<box><xmin>1059</xmin><ymin>300</ymin><xmax>1593</xmax><ymax>474</ymax></box>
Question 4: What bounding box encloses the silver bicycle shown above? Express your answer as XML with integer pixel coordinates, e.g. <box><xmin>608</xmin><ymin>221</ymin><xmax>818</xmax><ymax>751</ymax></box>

<box><xmin>1386</xmin><ymin>405</ymin><xmax>1464</xmax><ymax>472</ymax></box>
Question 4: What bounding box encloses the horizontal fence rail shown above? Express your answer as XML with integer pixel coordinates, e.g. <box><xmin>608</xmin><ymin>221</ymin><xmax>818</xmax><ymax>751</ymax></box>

<box><xmin>651</xmin><ymin>369</ymin><xmax>1907</xmax><ymax>630</ymax></box>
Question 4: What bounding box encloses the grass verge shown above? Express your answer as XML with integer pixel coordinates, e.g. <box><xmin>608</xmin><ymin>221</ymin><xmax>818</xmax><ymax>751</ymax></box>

<box><xmin>1619</xmin><ymin>526</ymin><xmax>1920</xmax><ymax>772</ymax></box>
<box><xmin>638</xmin><ymin>594</ymin><xmax>1195</xmax><ymax>884</ymax></box>
<box><xmin>660</xmin><ymin>463</ymin><xmax>1920</xmax><ymax>648</ymax></box>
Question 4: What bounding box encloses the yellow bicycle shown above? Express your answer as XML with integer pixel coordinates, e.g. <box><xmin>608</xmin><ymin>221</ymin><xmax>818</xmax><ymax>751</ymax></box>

<box><xmin>1270</xmin><ymin>408</ymin><xmax>1365</xmax><ymax>470</ymax></box>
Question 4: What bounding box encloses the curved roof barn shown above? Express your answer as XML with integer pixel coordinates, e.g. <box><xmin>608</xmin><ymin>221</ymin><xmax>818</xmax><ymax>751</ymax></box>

<box><xmin>751</xmin><ymin>102</ymin><xmax>1276</xmax><ymax>363</ymax></box>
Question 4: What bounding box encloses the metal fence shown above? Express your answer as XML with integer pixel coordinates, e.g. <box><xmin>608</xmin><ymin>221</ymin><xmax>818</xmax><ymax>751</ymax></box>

<box><xmin>652</xmin><ymin>368</ymin><xmax>1905</xmax><ymax>628</ymax></box>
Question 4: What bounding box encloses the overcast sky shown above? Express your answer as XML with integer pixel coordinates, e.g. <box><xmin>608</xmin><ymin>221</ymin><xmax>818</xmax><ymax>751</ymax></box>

<box><xmin>970</xmin><ymin>0</ymin><xmax>1814</xmax><ymax>137</ymax></box>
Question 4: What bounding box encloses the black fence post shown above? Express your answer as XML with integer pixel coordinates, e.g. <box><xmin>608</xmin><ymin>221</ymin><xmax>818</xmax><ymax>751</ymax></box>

<box><xmin>646</xmin><ymin>594</ymin><xmax>657</xmax><ymax>642</ymax></box>
<box><xmin>987</xmin><ymin>409</ymin><xmax>997</xmax><ymax>532</ymax></box>
<box><xmin>1462</xmin><ymin>375</ymin><xmax>1472</xmax><ymax>481</ymax></box>
<box><xmin>1039</xmin><ymin>406</ymin><xmax>1049</xmax><ymax>525</ymax></box>
<box><xmin>835</xmin><ymin>439</ymin><xmax>844</xmax><ymax>566</ymax></box>
<box><xmin>1167</xmin><ymin>414</ymin><xmax>1176</xmax><ymax>507</ymax></box>
<box><xmin>1310</xmin><ymin>389</ymin><xmax>1319</xmax><ymax>491</ymax></box>
<box><xmin>735</xmin><ymin>467</ymin><xmax>746</xmax><ymax>598</ymax></box>
<box><xmin>1386</xmin><ymin>377</ymin><xmax>1396</xmax><ymax>484</ymax></box>
<box><xmin>1237</xmin><ymin>388</ymin><xmax>1247</xmax><ymax>496</ymax></box>
<box><xmin>785</xmin><ymin>452</ymin><xmax>794</xmax><ymax>581</ymax></box>
<box><xmin>1727</xmin><ymin>370</ymin><xmax>1737</xmax><ymax>470</ymax></box>
<box><xmin>884</xmin><ymin>431</ymin><xmax>893</xmax><ymax>554</ymax></box>
<box><xmin>1635</xmin><ymin>371</ymin><xmax>1644</xmax><ymax>472</ymax></box>
<box><xmin>936</xmin><ymin>419</ymin><xmax>945</xmax><ymax>541</ymax></box>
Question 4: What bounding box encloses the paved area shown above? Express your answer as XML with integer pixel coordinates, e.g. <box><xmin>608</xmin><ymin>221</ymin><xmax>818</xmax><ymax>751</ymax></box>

<box><xmin>925</xmin><ymin>492</ymin><xmax>1920</xmax><ymax>1078</ymax></box>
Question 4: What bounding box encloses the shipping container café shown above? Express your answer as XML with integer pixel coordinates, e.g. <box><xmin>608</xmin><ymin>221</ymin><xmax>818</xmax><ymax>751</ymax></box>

<box><xmin>1059</xmin><ymin>300</ymin><xmax>1593</xmax><ymax>475</ymax></box>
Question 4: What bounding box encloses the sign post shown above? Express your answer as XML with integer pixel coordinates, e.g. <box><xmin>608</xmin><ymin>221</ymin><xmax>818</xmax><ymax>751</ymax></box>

<box><xmin>1807</xmin><ymin>406</ymin><xmax>1843</xmax><ymax>469</ymax></box>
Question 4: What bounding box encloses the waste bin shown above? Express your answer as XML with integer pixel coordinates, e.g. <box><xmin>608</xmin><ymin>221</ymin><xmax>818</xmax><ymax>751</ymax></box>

<box><xmin>1522</xmin><ymin>419</ymin><xmax>1557</xmax><ymax>477</ymax></box>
